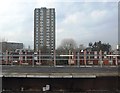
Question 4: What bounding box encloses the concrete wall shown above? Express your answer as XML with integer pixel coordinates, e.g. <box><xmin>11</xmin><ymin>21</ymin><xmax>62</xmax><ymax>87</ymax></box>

<box><xmin>2</xmin><ymin>76</ymin><xmax>119</xmax><ymax>92</ymax></box>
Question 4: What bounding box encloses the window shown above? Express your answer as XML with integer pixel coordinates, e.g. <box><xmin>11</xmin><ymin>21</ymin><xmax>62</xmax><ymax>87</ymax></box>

<box><xmin>46</xmin><ymin>13</ymin><xmax>50</xmax><ymax>16</ymax></box>
<box><xmin>36</xmin><ymin>17</ymin><xmax>39</xmax><ymax>20</ymax></box>
<box><xmin>40</xmin><ymin>35</ymin><xmax>43</xmax><ymax>38</ymax></box>
<box><xmin>46</xmin><ymin>33</ymin><xmax>49</xmax><ymax>36</ymax></box>
<box><xmin>36</xmin><ymin>15</ymin><xmax>39</xmax><ymax>18</ymax></box>
<box><xmin>51</xmin><ymin>21</ymin><xmax>54</xmax><ymax>24</ymax></box>
<box><xmin>51</xmin><ymin>41</ymin><xmax>54</xmax><ymax>44</ymax></box>
<box><xmin>46</xmin><ymin>41</ymin><xmax>49</xmax><ymax>44</ymax></box>
<box><xmin>51</xmin><ymin>46</ymin><xmax>54</xmax><ymax>49</ymax></box>
<box><xmin>36</xmin><ymin>9</ymin><xmax>39</xmax><ymax>12</ymax></box>
<box><xmin>51</xmin><ymin>27</ymin><xmax>54</xmax><ymax>30</ymax></box>
<box><xmin>40</xmin><ymin>40</ymin><xmax>43</xmax><ymax>44</ymax></box>
<box><xmin>46</xmin><ymin>35</ymin><xmax>49</xmax><ymax>38</ymax></box>
<box><xmin>94</xmin><ymin>51</ymin><xmax>97</xmax><ymax>54</ymax></box>
<box><xmin>40</xmin><ymin>15</ymin><xmax>43</xmax><ymax>18</ymax></box>
<box><xmin>36</xmin><ymin>27</ymin><xmax>38</xmax><ymax>30</ymax></box>
<box><xmin>51</xmin><ymin>33</ymin><xmax>54</xmax><ymax>35</ymax></box>
<box><xmin>40</xmin><ymin>30</ymin><xmax>43</xmax><ymax>33</ymax></box>
<box><xmin>47</xmin><ymin>21</ymin><xmax>49</xmax><ymax>24</ymax></box>
<box><xmin>51</xmin><ymin>30</ymin><xmax>54</xmax><ymax>33</ymax></box>
<box><xmin>51</xmin><ymin>24</ymin><xmax>54</xmax><ymax>27</ymax></box>
<box><xmin>47</xmin><ymin>24</ymin><xmax>49</xmax><ymax>26</ymax></box>
<box><xmin>51</xmin><ymin>35</ymin><xmax>54</xmax><ymax>38</ymax></box>
<box><xmin>104</xmin><ymin>56</ymin><xmax>107</xmax><ymax>58</ymax></box>
<box><xmin>36</xmin><ymin>30</ymin><xmax>38</xmax><ymax>33</ymax></box>
<box><xmin>36</xmin><ymin>36</ymin><xmax>38</xmax><ymax>39</ymax></box>
<box><xmin>46</xmin><ymin>26</ymin><xmax>50</xmax><ymax>30</ymax></box>
<box><xmin>36</xmin><ymin>40</ymin><xmax>38</xmax><ymax>44</ymax></box>
<box><xmin>51</xmin><ymin>44</ymin><xmax>53</xmax><ymax>46</ymax></box>
<box><xmin>40</xmin><ymin>10</ymin><xmax>43</xmax><ymax>15</ymax></box>
<box><xmin>36</xmin><ymin>43</ymin><xmax>38</xmax><ymax>47</ymax></box>
<box><xmin>36</xmin><ymin>35</ymin><xmax>38</xmax><ymax>38</ymax></box>
<box><xmin>36</xmin><ymin>13</ymin><xmax>38</xmax><ymax>17</ymax></box>
<box><xmin>40</xmin><ymin>9</ymin><xmax>43</xmax><ymax>12</ymax></box>
<box><xmin>51</xmin><ymin>15</ymin><xmax>54</xmax><ymax>18</ymax></box>
<box><xmin>40</xmin><ymin>27</ymin><xmax>43</xmax><ymax>30</ymax></box>
<box><xmin>36</xmin><ymin>21</ymin><xmax>38</xmax><ymax>24</ymax></box>
<box><xmin>51</xmin><ymin>17</ymin><xmax>54</xmax><ymax>20</ymax></box>
<box><xmin>51</xmin><ymin>9</ymin><xmax>54</xmax><ymax>12</ymax></box>
<box><xmin>51</xmin><ymin>48</ymin><xmax>54</xmax><ymax>51</ymax></box>
<box><xmin>40</xmin><ymin>22</ymin><xmax>43</xmax><ymax>25</ymax></box>
<box><xmin>40</xmin><ymin>43</ymin><xmax>43</xmax><ymax>46</ymax></box>
<box><xmin>36</xmin><ymin>32</ymin><xmax>38</xmax><ymax>35</ymax></box>
<box><xmin>46</xmin><ymin>44</ymin><xmax>50</xmax><ymax>47</ymax></box>
<box><xmin>46</xmin><ymin>38</ymin><xmax>49</xmax><ymax>41</ymax></box>
<box><xmin>36</xmin><ymin>24</ymin><xmax>39</xmax><ymax>27</ymax></box>
<box><xmin>47</xmin><ymin>16</ymin><xmax>50</xmax><ymax>18</ymax></box>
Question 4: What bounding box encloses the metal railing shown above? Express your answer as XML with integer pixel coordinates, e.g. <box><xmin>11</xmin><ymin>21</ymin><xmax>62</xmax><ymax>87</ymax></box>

<box><xmin>0</xmin><ymin>52</ymin><xmax>119</xmax><ymax>67</ymax></box>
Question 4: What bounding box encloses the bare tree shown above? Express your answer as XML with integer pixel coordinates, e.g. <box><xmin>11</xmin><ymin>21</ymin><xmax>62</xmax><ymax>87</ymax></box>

<box><xmin>79</xmin><ymin>44</ymin><xmax>85</xmax><ymax>50</ymax></box>
<box><xmin>59</xmin><ymin>38</ymin><xmax>77</xmax><ymax>50</ymax></box>
<box><xmin>56</xmin><ymin>38</ymin><xmax>77</xmax><ymax>55</ymax></box>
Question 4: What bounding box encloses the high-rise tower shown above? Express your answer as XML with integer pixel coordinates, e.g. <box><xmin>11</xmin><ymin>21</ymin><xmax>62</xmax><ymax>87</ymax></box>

<box><xmin>34</xmin><ymin>7</ymin><xmax>55</xmax><ymax>55</ymax></box>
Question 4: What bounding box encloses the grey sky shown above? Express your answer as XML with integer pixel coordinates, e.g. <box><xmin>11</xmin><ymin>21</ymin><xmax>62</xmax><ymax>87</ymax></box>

<box><xmin>0</xmin><ymin>0</ymin><xmax>118</xmax><ymax>49</ymax></box>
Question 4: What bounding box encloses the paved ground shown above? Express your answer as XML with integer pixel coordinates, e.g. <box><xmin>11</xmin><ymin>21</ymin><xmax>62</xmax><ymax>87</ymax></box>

<box><xmin>2</xmin><ymin>65</ymin><xmax>120</xmax><ymax>77</ymax></box>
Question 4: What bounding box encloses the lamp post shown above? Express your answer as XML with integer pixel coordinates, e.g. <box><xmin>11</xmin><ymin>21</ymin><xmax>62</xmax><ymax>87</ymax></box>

<box><xmin>39</xmin><ymin>50</ymin><xmax>41</xmax><ymax>65</ymax></box>
<box><xmin>84</xmin><ymin>50</ymin><xmax>86</xmax><ymax>66</ymax></box>
<box><xmin>54</xmin><ymin>49</ymin><xmax>56</xmax><ymax>67</ymax></box>
<box><xmin>116</xmin><ymin>45</ymin><xmax>119</xmax><ymax>66</ymax></box>
<box><xmin>77</xmin><ymin>52</ymin><xmax>80</xmax><ymax>67</ymax></box>
<box><xmin>68</xmin><ymin>49</ymin><xmax>71</xmax><ymax>66</ymax></box>
<box><xmin>32</xmin><ymin>54</ymin><xmax>34</xmax><ymax>67</ymax></box>
<box><xmin>6</xmin><ymin>50</ymin><xmax>8</xmax><ymax>65</ymax></box>
<box><xmin>99</xmin><ymin>50</ymin><xmax>103</xmax><ymax>67</ymax></box>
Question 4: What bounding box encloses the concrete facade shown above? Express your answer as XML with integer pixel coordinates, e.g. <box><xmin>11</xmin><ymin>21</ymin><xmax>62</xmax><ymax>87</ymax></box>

<box><xmin>34</xmin><ymin>7</ymin><xmax>55</xmax><ymax>55</ymax></box>
<box><xmin>0</xmin><ymin>42</ymin><xmax>23</xmax><ymax>52</ymax></box>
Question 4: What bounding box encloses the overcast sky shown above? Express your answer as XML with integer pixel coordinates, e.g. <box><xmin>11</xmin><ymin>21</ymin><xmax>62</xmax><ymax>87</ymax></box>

<box><xmin>0</xmin><ymin>0</ymin><xmax>119</xmax><ymax>49</ymax></box>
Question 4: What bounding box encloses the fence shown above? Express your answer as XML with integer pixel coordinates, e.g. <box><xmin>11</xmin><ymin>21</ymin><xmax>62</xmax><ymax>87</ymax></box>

<box><xmin>0</xmin><ymin>50</ymin><xmax>120</xmax><ymax>66</ymax></box>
